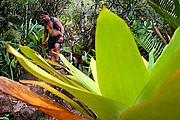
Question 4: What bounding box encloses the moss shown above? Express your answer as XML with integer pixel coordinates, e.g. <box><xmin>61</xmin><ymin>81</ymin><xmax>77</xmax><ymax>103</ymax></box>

<box><xmin>4</xmin><ymin>29</ymin><xmax>21</xmax><ymax>42</ymax></box>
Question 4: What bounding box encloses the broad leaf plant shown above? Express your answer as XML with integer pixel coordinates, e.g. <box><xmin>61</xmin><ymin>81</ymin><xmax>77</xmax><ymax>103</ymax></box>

<box><xmin>0</xmin><ymin>6</ymin><xmax>180</xmax><ymax>120</ymax></box>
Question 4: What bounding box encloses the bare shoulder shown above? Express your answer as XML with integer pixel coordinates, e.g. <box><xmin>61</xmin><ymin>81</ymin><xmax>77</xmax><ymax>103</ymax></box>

<box><xmin>53</xmin><ymin>17</ymin><xmax>60</xmax><ymax>22</ymax></box>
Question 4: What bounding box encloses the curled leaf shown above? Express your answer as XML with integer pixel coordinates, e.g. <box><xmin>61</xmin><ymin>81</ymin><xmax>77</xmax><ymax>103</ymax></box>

<box><xmin>0</xmin><ymin>76</ymin><xmax>86</xmax><ymax>120</ymax></box>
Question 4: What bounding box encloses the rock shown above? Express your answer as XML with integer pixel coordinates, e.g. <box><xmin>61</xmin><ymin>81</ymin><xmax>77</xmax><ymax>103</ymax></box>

<box><xmin>0</xmin><ymin>92</ymin><xmax>13</xmax><ymax>114</ymax></box>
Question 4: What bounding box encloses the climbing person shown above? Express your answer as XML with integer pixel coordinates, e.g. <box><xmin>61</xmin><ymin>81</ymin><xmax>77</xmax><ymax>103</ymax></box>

<box><xmin>41</xmin><ymin>10</ymin><xmax>64</xmax><ymax>65</ymax></box>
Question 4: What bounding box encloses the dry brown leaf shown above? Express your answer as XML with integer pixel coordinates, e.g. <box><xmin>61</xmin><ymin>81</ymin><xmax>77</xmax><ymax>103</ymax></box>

<box><xmin>0</xmin><ymin>76</ymin><xmax>86</xmax><ymax>120</ymax></box>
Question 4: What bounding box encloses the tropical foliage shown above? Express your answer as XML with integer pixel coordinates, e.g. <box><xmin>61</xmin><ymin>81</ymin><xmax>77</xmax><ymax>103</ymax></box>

<box><xmin>1</xmin><ymin>0</ymin><xmax>176</xmax><ymax>79</ymax></box>
<box><xmin>131</xmin><ymin>20</ymin><xmax>165</xmax><ymax>60</ymax></box>
<box><xmin>147</xmin><ymin>0</ymin><xmax>180</xmax><ymax>29</ymax></box>
<box><xmin>0</xmin><ymin>7</ymin><xmax>180</xmax><ymax>120</ymax></box>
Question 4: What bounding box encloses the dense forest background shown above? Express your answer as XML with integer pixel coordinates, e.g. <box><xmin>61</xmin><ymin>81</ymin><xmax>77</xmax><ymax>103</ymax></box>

<box><xmin>0</xmin><ymin>0</ymin><xmax>174</xmax><ymax>80</ymax></box>
<box><xmin>1</xmin><ymin>0</ymin><xmax>180</xmax><ymax>120</ymax></box>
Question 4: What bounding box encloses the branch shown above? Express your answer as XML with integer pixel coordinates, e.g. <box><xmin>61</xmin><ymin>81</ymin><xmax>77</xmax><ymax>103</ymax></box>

<box><xmin>152</xmin><ymin>24</ymin><xmax>167</xmax><ymax>45</ymax></box>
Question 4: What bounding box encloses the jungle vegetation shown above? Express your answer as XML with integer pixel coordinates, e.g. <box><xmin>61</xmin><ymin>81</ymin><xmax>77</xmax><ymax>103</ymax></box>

<box><xmin>0</xmin><ymin>0</ymin><xmax>180</xmax><ymax>120</ymax></box>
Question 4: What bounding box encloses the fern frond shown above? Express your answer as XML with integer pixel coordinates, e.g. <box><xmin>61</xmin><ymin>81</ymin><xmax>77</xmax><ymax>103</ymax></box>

<box><xmin>147</xmin><ymin>0</ymin><xmax>180</xmax><ymax>29</ymax></box>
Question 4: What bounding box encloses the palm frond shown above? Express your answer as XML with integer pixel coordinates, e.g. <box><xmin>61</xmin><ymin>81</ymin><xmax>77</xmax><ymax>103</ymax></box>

<box><xmin>131</xmin><ymin>20</ymin><xmax>165</xmax><ymax>60</ymax></box>
<box><xmin>150</xmin><ymin>0</ymin><xmax>176</xmax><ymax>16</ymax></box>
<box><xmin>147</xmin><ymin>0</ymin><xmax>180</xmax><ymax>29</ymax></box>
<box><xmin>136</xmin><ymin>32</ymin><xmax>165</xmax><ymax>60</ymax></box>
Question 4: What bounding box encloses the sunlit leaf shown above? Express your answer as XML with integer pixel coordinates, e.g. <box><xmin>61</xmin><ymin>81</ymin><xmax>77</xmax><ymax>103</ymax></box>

<box><xmin>150</xmin><ymin>26</ymin><xmax>180</xmax><ymax>77</ymax></box>
<box><xmin>20</xmin><ymin>80</ymin><xmax>93</xmax><ymax>120</ymax></box>
<box><xmin>136</xmin><ymin>50</ymin><xmax>180</xmax><ymax>104</ymax></box>
<box><xmin>95</xmin><ymin>6</ymin><xmax>149</xmax><ymax>107</ymax></box>
<box><xmin>19</xmin><ymin>46</ymin><xmax>66</xmax><ymax>80</ymax></box>
<box><xmin>147</xmin><ymin>48</ymin><xmax>154</xmax><ymax>72</ymax></box>
<box><xmin>65</xmin><ymin>75</ymin><xmax>87</xmax><ymax>87</ymax></box>
<box><xmin>142</xmin><ymin>56</ymin><xmax>148</xmax><ymax>68</ymax></box>
<box><xmin>120</xmin><ymin>60</ymin><xmax>180</xmax><ymax>120</ymax></box>
<box><xmin>60</xmin><ymin>54</ymin><xmax>101</xmax><ymax>95</ymax></box>
<box><xmin>0</xmin><ymin>76</ymin><xmax>85</xmax><ymax>120</ymax></box>
<box><xmin>90</xmin><ymin>57</ymin><xmax>98</xmax><ymax>84</ymax></box>
<box><xmin>67</xmin><ymin>89</ymin><xmax>128</xmax><ymax>120</ymax></box>
<box><xmin>8</xmin><ymin>44</ymin><xmax>86</xmax><ymax>90</ymax></box>
<box><xmin>7</xmin><ymin>44</ymin><xmax>128</xmax><ymax>120</ymax></box>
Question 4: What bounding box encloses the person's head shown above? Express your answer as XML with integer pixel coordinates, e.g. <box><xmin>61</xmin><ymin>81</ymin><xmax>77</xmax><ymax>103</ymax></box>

<box><xmin>41</xmin><ymin>10</ymin><xmax>50</xmax><ymax>22</ymax></box>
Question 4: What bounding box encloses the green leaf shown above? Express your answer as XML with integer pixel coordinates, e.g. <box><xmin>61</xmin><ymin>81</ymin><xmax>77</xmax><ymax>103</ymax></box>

<box><xmin>174</xmin><ymin>0</ymin><xmax>180</xmax><ymax>20</ymax></box>
<box><xmin>24</xmin><ymin>80</ymin><xmax>129</xmax><ymax>120</ymax></box>
<box><xmin>28</xmin><ymin>22</ymin><xmax>38</xmax><ymax>36</ymax></box>
<box><xmin>142</xmin><ymin>56</ymin><xmax>148</xmax><ymax>68</ymax></box>
<box><xmin>19</xmin><ymin>45</ymin><xmax>83</xmax><ymax>88</ymax></box>
<box><xmin>59</xmin><ymin>54</ymin><xmax>101</xmax><ymax>95</ymax></box>
<box><xmin>136</xmin><ymin>50</ymin><xmax>180</xmax><ymax>104</ymax></box>
<box><xmin>7</xmin><ymin>44</ymin><xmax>128</xmax><ymax>120</ymax></box>
<box><xmin>95</xmin><ymin>6</ymin><xmax>149</xmax><ymax>107</ymax></box>
<box><xmin>150</xmin><ymin>26</ymin><xmax>180</xmax><ymax>77</ymax></box>
<box><xmin>6</xmin><ymin>44</ymin><xmax>87</xmax><ymax>92</ymax></box>
<box><xmin>73</xmin><ymin>92</ymin><xmax>128</xmax><ymax>120</ymax></box>
<box><xmin>90</xmin><ymin>57</ymin><xmax>98</xmax><ymax>84</ymax></box>
<box><xmin>147</xmin><ymin>0</ymin><xmax>180</xmax><ymax>29</ymax></box>
<box><xmin>147</xmin><ymin>48</ymin><xmax>154</xmax><ymax>72</ymax></box>
<box><xmin>120</xmin><ymin>54</ymin><xmax>180</xmax><ymax>119</ymax></box>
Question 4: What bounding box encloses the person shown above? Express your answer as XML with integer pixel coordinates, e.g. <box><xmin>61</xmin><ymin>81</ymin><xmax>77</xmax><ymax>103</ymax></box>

<box><xmin>41</xmin><ymin>10</ymin><xmax>64</xmax><ymax>64</ymax></box>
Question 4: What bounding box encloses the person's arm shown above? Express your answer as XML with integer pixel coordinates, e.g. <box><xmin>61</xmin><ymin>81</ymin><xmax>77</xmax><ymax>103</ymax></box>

<box><xmin>54</xmin><ymin>17</ymin><xmax>64</xmax><ymax>38</ymax></box>
<box><xmin>44</xmin><ymin>29</ymin><xmax>48</xmax><ymax>41</ymax></box>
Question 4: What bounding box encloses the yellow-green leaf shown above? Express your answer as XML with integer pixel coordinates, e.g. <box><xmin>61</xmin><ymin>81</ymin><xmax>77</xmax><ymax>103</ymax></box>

<box><xmin>96</xmin><ymin>6</ymin><xmax>149</xmax><ymax>107</ymax></box>
<box><xmin>7</xmin><ymin>44</ymin><xmax>86</xmax><ymax>91</ymax></box>
<box><xmin>60</xmin><ymin>54</ymin><xmax>101</xmax><ymax>95</ymax></box>
<box><xmin>136</xmin><ymin>50</ymin><xmax>180</xmax><ymax>104</ymax></box>
<box><xmin>120</xmin><ymin>60</ymin><xmax>180</xmax><ymax>120</ymax></box>
<box><xmin>19</xmin><ymin>46</ymin><xmax>68</xmax><ymax>82</ymax></box>
<box><xmin>7</xmin><ymin>44</ymin><xmax>128</xmax><ymax>120</ymax></box>
<box><xmin>90</xmin><ymin>57</ymin><xmax>98</xmax><ymax>84</ymax></box>
<box><xmin>150</xmin><ymin>26</ymin><xmax>180</xmax><ymax>77</ymax></box>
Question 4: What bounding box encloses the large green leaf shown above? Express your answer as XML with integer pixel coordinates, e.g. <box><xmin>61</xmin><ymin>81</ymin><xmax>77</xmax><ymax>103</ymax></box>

<box><xmin>95</xmin><ymin>6</ymin><xmax>149</xmax><ymax>107</ymax></box>
<box><xmin>136</xmin><ymin>27</ymin><xmax>180</xmax><ymax>104</ymax></box>
<box><xmin>136</xmin><ymin>50</ymin><xmax>180</xmax><ymax>104</ymax></box>
<box><xmin>120</xmin><ymin>52</ymin><xmax>180</xmax><ymax>119</ymax></box>
<box><xmin>7</xmin><ymin>44</ymin><xmax>128</xmax><ymax>120</ymax></box>
<box><xmin>150</xmin><ymin>26</ymin><xmax>180</xmax><ymax>77</ymax></box>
